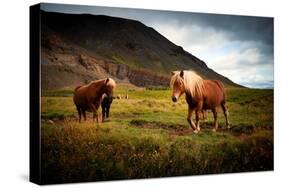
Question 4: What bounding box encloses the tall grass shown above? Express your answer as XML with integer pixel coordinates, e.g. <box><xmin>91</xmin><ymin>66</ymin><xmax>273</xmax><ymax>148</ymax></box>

<box><xmin>40</xmin><ymin>86</ymin><xmax>273</xmax><ymax>184</ymax></box>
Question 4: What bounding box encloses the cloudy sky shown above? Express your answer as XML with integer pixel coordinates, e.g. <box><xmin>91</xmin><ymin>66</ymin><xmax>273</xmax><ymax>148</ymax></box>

<box><xmin>41</xmin><ymin>3</ymin><xmax>274</xmax><ymax>88</ymax></box>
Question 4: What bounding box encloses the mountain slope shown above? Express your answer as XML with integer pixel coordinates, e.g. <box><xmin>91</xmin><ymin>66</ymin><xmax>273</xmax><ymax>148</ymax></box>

<box><xmin>40</xmin><ymin>10</ymin><xmax>239</xmax><ymax>89</ymax></box>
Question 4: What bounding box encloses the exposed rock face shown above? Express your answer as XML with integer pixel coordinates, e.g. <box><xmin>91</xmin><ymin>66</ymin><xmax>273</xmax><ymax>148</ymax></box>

<box><xmin>40</xmin><ymin>10</ymin><xmax>239</xmax><ymax>90</ymax></box>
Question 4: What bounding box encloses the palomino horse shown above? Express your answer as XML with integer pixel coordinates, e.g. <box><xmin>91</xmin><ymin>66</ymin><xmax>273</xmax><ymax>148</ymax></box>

<box><xmin>73</xmin><ymin>78</ymin><xmax>116</xmax><ymax>123</ymax></box>
<box><xmin>170</xmin><ymin>70</ymin><xmax>229</xmax><ymax>133</ymax></box>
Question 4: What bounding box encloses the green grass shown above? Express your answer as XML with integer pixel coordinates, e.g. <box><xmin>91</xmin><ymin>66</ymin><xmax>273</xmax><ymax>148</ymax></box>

<box><xmin>111</xmin><ymin>55</ymin><xmax>140</xmax><ymax>69</ymax></box>
<box><xmin>40</xmin><ymin>86</ymin><xmax>273</xmax><ymax>184</ymax></box>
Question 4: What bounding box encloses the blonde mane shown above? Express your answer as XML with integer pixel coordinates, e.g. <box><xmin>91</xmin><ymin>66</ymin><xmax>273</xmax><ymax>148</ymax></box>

<box><xmin>170</xmin><ymin>70</ymin><xmax>204</xmax><ymax>97</ymax></box>
<box><xmin>88</xmin><ymin>78</ymin><xmax>116</xmax><ymax>88</ymax></box>
<box><xmin>106</xmin><ymin>78</ymin><xmax>116</xmax><ymax>88</ymax></box>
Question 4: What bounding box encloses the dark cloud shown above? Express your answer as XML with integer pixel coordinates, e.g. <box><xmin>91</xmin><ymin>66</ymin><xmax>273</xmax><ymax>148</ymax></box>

<box><xmin>183</xmin><ymin>13</ymin><xmax>273</xmax><ymax>45</ymax></box>
<box><xmin>41</xmin><ymin>3</ymin><xmax>273</xmax><ymax>45</ymax></box>
<box><xmin>41</xmin><ymin>3</ymin><xmax>273</xmax><ymax>54</ymax></box>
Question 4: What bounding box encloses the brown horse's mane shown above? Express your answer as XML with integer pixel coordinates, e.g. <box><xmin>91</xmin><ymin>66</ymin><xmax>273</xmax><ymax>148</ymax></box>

<box><xmin>170</xmin><ymin>70</ymin><xmax>204</xmax><ymax>97</ymax></box>
<box><xmin>86</xmin><ymin>78</ymin><xmax>116</xmax><ymax>89</ymax></box>
<box><xmin>74</xmin><ymin>85</ymin><xmax>82</xmax><ymax>92</ymax></box>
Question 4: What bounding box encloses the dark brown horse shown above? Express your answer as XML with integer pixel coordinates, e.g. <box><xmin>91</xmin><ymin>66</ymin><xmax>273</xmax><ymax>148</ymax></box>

<box><xmin>101</xmin><ymin>93</ymin><xmax>114</xmax><ymax>122</ymax></box>
<box><xmin>170</xmin><ymin>70</ymin><xmax>229</xmax><ymax>133</ymax></box>
<box><xmin>73</xmin><ymin>78</ymin><xmax>116</xmax><ymax>123</ymax></box>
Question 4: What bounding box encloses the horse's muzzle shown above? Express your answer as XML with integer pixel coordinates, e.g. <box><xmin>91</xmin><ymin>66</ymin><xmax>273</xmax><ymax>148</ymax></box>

<box><xmin>172</xmin><ymin>96</ymin><xmax>177</xmax><ymax>102</ymax></box>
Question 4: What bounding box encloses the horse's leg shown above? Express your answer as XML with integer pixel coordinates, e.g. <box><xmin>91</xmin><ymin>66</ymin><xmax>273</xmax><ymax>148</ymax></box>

<box><xmin>187</xmin><ymin>107</ymin><xmax>197</xmax><ymax>132</ymax></box>
<box><xmin>94</xmin><ymin>112</ymin><xmax>99</xmax><ymax>123</ymax></box>
<box><xmin>76</xmin><ymin>107</ymin><xmax>81</xmax><ymax>123</ymax></box>
<box><xmin>92</xmin><ymin>110</ymin><xmax>98</xmax><ymax>124</ymax></box>
<box><xmin>82</xmin><ymin>110</ymin><xmax>86</xmax><ymax>122</ymax></box>
<box><xmin>195</xmin><ymin>100</ymin><xmax>203</xmax><ymax>132</ymax></box>
<box><xmin>102</xmin><ymin>106</ymin><xmax>105</xmax><ymax>122</ymax></box>
<box><xmin>201</xmin><ymin>110</ymin><xmax>205</xmax><ymax>120</ymax></box>
<box><xmin>96</xmin><ymin>111</ymin><xmax>100</xmax><ymax>124</ymax></box>
<box><xmin>106</xmin><ymin>106</ymin><xmax>110</xmax><ymax>119</ymax></box>
<box><xmin>195</xmin><ymin>109</ymin><xmax>201</xmax><ymax>133</ymax></box>
<box><xmin>203</xmin><ymin>110</ymin><xmax>207</xmax><ymax>121</ymax></box>
<box><xmin>212</xmin><ymin>108</ymin><xmax>218</xmax><ymax>132</ymax></box>
<box><xmin>221</xmin><ymin>102</ymin><xmax>230</xmax><ymax>129</ymax></box>
<box><xmin>90</xmin><ymin>104</ymin><xmax>98</xmax><ymax>124</ymax></box>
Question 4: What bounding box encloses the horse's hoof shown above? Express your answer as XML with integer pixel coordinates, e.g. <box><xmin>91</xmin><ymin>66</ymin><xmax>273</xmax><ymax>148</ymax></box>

<box><xmin>193</xmin><ymin>130</ymin><xmax>199</xmax><ymax>134</ymax></box>
<box><xmin>212</xmin><ymin>128</ymin><xmax>217</xmax><ymax>132</ymax></box>
<box><xmin>227</xmin><ymin>126</ymin><xmax>231</xmax><ymax>129</ymax></box>
<box><xmin>197</xmin><ymin>127</ymin><xmax>201</xmax><ymax>132</ymax></box>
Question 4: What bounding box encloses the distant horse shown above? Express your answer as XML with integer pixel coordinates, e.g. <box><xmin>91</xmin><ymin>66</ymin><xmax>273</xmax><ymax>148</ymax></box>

<box><xmin>73</xmin><ymin>78</ymin><xmax>116</xmax><ymax>123</ymax></box>
<box><xmin>125</xmin><ymin>93</ymin><xmax>129</xmax><ymax>99</ymax></box>
<box><xmin>101</xmin><ymin>93</ymin><xmax>114</xmax><ymax>122</ymax></box>
<box><xmin>170</xmin><ymin>70</ymin><xmax>229</xmax><ymax>133</ymax></box>
<box><xmin>116</xmin><ymin>94</ymin><xmax>122</xmax><ymax>99</ymax></box>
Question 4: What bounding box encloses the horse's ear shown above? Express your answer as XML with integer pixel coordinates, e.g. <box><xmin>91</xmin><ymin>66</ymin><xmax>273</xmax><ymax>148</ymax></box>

<box><xmin>105</xmin><ymin>78</ymin><xmax>109</xmax><ymax>84</ymax></box>
<box><xmin>180</xmin><ymin>70</ymin><xmax>184</xmax><ymax>78</ymax></box>
<box><xmin>171</xmin><ymin>71</ymin><xmax>176</xmax><ymax>76</ymax></box>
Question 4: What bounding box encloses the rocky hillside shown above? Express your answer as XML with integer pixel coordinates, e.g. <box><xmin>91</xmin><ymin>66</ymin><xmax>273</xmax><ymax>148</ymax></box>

<box><xmin>41</xmin><ymin>10</ymin><xmax>239</xmax><ymax>89</ymax></box>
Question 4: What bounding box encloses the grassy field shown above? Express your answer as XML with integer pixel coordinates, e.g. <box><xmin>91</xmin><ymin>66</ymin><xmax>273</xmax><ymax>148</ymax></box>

<box><xmin>40</xmin><ymin>85</ymin><xmax>273</xmax><ymax>184</ymax></box>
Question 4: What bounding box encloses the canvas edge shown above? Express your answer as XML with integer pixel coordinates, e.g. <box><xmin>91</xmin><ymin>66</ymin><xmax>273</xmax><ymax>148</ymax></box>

<box><xmin>29</xmin><ymin>3</ymin><xmax>42</xmax><ymax>185</ymax></box>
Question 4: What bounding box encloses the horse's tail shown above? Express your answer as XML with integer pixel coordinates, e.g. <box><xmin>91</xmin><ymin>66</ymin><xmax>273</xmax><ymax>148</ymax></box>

<box><xmin>74</xmin><ymin>85</ymin><xmax>82</xmax><ymax>92</ymax></box>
